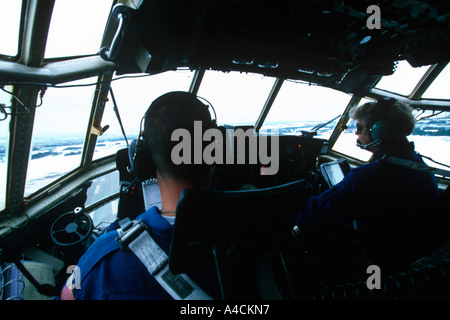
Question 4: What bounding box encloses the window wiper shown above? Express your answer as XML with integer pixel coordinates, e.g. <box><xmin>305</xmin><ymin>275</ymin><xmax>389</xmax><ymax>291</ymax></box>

<box><xmin>415</xmin><ymin>110</ymin><xmax>446</xmax><ymax>122</ymax></box>
<box><xmin>301</xmin><ymin>115</ymin><xmax>341</xmax><ymax>138</ymax></box>
<box><xmin>109</xmin><ymin>86</ymin><xmax>129</xmax><ymax>147</ymax></box>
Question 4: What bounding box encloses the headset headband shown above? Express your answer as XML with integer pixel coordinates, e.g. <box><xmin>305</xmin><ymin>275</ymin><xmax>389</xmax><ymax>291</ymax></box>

<box><xmin>130</xmin><ymin>91</ymin><xmax>216</xmax><ymax>181</ymax></box>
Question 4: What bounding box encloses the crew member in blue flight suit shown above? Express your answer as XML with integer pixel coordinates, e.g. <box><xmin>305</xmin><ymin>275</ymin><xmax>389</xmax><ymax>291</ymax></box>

<box><xmin>293</xmin><ymin>98</ymin><xmax>440</xmax><ymax>286</ymax></box>
<box><xmin>60</xmin><ymin>92</ymin><xmax>220</xmax><ymax>299</ymax></box>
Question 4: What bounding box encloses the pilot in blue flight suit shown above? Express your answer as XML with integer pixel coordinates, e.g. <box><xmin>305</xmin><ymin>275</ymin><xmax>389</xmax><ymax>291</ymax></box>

<box><xmin>60</xmin><ymin>92</ymin><xmax>220</xmax><ymax>299</ymax></box>
<box><xmin>294</xmin><ymin>98</ymin><xmax>440</xmax><ymax>285</ymax></box>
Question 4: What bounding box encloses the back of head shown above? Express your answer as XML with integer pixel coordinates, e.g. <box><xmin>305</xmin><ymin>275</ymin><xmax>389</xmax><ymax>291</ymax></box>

<box><xmin>350</xmin><ymin>98</ymin><xmax>416</xmax><ymax>143</ymax></box>
<box><xmin>143</xmin><ymin>91</ymin><xmax>214</xmax><ymax>182</ymax></box>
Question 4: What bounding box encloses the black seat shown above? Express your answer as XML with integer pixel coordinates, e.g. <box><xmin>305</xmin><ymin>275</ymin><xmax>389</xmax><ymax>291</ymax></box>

<box><xmin>115</xmin><ymin>148</ymin><xmax>145</xmax><ymax>220</ymax></box>
<box><xmin>419</xmin><ymin>184</ymin><xmax>450</xmax><ymax>254</ymax></box>
<box><xmin>169</xmin><ymin>179</ymin><xmax>312</xmax><ymax>299</ymax></box>
<box><xmin>313</xmin><ymin>185</ymin><xmax>450</xmax><ymax>300</ymax></box>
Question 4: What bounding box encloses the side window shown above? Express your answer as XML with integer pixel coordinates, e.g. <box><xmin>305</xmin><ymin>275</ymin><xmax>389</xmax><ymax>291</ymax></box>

<box><xmin>93</xmin><ymin>70</ymin><xmax>194</xmax><ymax>161</ymax></box>
<box><xmin>0</xmin><ymin>86</ymin><xmax>13</xmax><ymax>210</ymax></box>
<box><xmin>25</xmin><ymin>78</ymin><xmax>95</xmax><ymax>196</ymax></box>
<box><xmin>422</xmin><ymin>64</ymin><xmax>450</xmax><ymax>100</ymax></box>
<box><xmin>375</xmin><ymin>61</ymin><xmax>430</xmax><ymax>96</ymax></box>
<box><xmin>0</xmin><ymin>1</ymin><xmax>21</xmax><ymax>57</ymax></box>
<box><xmin>45</xmin><ymin>0</ymin><xmax>113</xmax><ymax>58</ymax></box>
<box><xmin>410</xmin><ymin>110</ymin><xmax>450</xmax><ymax>170</ymax></box>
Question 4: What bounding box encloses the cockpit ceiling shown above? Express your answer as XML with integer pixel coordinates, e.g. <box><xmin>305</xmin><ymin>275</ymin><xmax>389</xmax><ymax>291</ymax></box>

<box><xmin>110</xmin><ymin>0</ymin><xmax>450</xmax><ymax>93</ymax></box>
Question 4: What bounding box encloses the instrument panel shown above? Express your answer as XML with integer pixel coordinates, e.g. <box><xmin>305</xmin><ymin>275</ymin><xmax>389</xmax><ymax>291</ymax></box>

<box><xmin>212</xmin><ymin>134</ymin><xmax>327</xmax><ymax>190</ymax></box>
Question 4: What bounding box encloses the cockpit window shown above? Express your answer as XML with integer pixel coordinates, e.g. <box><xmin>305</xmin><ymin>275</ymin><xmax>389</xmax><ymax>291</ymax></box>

<box><xmin>422</xmin><ymin>64</ymin><xmax>450</xmax><ymax>100</ymax></box>
<box><xmin>260</xmin><ymin>80</ymin><xmax>352</xmax><ymax>139</ymax></box>
<box><xmin>375</xmin><ymin>60</ymin><xmax>430</xmax><ymax>96</ymax></box>
<box><xmin>410</xmin><ymin>110</ymin><xmax>450</xmax><ymax>170</ymax></box>
<box><xmin>44</xmin><ymin>0</ymin><xmax>113</xmax><ymax>59</ymax></box>
<box><xmin>0</xmin><ymin>0</ymin><xmax>22</xmax><ymax>57</ymax></box>
<box><xmin>197</xmin><ymin>71</ymin><xmax>276</xmax><ymax>126</ymax></box>
<box><xmin>93</xmin><ymin>70</ymin><xmax>195</xmax><ymax>161</ymax></box>
<box><xmin>0</xmin><ymin>87</ymin><xmax>13</xmax><ymax>210</ymax></box>
<box><xmin>24</xmin><ymin>78</ymin><xmax>95</xmax><ymax>196</ymax></box>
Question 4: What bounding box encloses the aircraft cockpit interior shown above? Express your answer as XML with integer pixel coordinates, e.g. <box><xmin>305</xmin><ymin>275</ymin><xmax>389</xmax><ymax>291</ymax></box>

<box><xmin>1</xmin><ymin>0</ymin><xmax>450</xmax><ymax>302</ymax></box>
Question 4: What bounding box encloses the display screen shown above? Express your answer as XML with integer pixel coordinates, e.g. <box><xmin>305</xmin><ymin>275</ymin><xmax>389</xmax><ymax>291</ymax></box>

<box><xmin>320</xmin><ymin>159</ymin><xmax>349</xmax><ymax>187</ymax></box>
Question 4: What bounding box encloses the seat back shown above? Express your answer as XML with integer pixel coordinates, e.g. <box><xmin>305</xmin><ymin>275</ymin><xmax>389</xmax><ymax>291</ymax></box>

<box><xmin>169</xmin><ymin>179</ymin><xmax>312</xmax><ymax>298</ymax></box>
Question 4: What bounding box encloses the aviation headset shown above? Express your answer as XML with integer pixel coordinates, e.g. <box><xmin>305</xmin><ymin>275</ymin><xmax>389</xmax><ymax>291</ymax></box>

<box><xmin>357</xmin><ymin>98</ymin><xmax>401</xmax><ymax>150</ymax></box>
<box><xmin>129</xmin><ymin>91</ymin><xmax>217</xmax><ymax>181</ymax></box>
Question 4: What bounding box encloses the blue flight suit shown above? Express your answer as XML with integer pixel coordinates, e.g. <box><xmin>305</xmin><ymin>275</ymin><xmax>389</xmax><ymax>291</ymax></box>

<box><xmin>60</xmin><ymin>206</ymin><xmax>220</xmax><ymax>300</ymax></box>
<box><xmin>294</xmin><ymin>141</ymin><xmax>440</xmax><ymax>284</ymax></box>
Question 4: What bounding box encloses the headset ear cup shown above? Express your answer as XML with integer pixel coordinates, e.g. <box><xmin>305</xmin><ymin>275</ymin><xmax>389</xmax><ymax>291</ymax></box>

<box><xmin>129</xmin><ymin>138</ymin><xmax>156</xmax><ymax>180</ymax></box>
<box><xmin>370</xmin><ymin>120</ymin><xmax>395</xmax><ymax>141</ymax></box>
<box><xmin>141</xmin><ymin>140</ymin><xmax>156</xmax><ymax>179</ymax></box>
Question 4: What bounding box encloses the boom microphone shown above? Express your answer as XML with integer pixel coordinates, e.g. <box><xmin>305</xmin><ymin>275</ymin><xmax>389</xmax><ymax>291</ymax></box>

<box><xmin>356</xmin><ymin>139</ymin><xmax>381</xmax><ymax>150</ymax></box>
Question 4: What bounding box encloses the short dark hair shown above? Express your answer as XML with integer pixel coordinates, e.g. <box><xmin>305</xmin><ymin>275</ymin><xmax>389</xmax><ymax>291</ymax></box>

<box><xmin>143</xmin><ymin>91</ymin><xmax>214</xmax><ymax>181</ymax></box>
